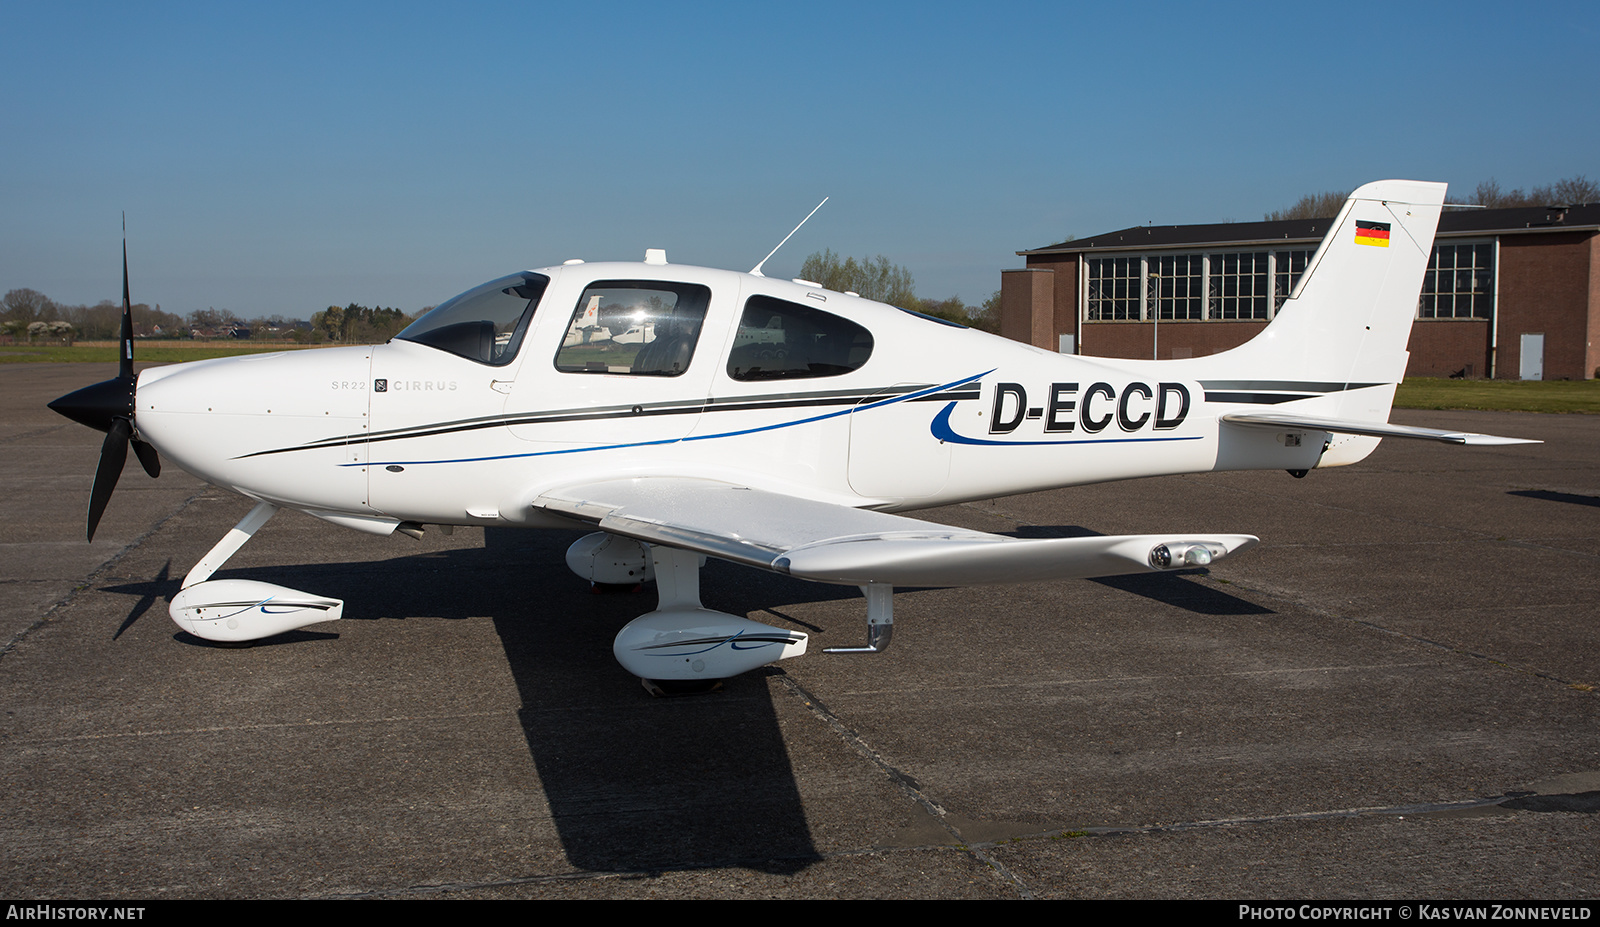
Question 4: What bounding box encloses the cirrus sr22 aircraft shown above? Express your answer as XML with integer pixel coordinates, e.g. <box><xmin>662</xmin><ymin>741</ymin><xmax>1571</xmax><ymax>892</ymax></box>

<box><xmin>50</xmin><ymin>180</ymin><xmax>1536</xmax><ymax>690</ymax></box>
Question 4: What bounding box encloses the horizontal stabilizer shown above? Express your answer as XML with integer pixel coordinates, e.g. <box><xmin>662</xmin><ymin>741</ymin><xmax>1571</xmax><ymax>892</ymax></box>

<box><xmin>1221</xmin><ymin>412</ymin><xmax>1540</xmax><ymax>446</ymax></box>
<box><xmin>535</xmin><ymin>477</ymin><xmax>1256</xmax><ymax>586</ymax></box>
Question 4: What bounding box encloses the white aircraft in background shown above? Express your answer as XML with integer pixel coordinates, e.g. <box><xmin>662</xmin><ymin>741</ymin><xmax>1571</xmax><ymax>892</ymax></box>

<box><xmin>560</xmin><ymin>294</ymin><xmax>605</xmax><ymax>347</ymax></box>
<box><xmin>50</xmin><ymin>181</ymin><xmax>1537</xmax><ymax>689</ymax></box>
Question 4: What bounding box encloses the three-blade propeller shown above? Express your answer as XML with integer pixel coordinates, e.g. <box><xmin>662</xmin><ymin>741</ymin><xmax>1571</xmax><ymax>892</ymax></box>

<box><xmin>46</xmin><ymin>228</ymin><xmax>161</xmax><ymax>541</ymax></box>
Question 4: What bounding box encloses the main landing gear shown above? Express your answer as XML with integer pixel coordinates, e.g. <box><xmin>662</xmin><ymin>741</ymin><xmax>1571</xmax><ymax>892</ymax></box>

<box><xmin>567</xmin><ymin>532</ymin><xmax>894</xmax><ymax>692</ymax></box>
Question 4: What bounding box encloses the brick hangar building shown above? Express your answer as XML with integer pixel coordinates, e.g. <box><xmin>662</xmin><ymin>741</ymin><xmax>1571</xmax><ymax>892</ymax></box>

<box><xmin>1000</xmin><ymin>202</ymin><xmax>1600</xmax><ymax>380</ymax></box>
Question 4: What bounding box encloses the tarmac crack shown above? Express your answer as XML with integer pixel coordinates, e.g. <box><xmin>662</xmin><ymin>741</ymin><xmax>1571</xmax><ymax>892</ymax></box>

<box><xmin>1197</xmin><ymin>571</ymin><xmax>1597</xmax><ymax>693</ymax></box>
<box><xmin>0</xmin><ymin>423</ymin><xmax>67</xmax><ymax>443</ymax></box>
<box><xmin>1061</xmin><ymin>791</ymin><xmax>1581</xmax><ymax>840</ymax></box>
<box><xmin>768</xmin><ymin>668</ymin><xmax>1038</xmax><ymax>899</ymax></box>
<box><xmin>0</xmin><ymin>487</ymin><xmax>209</xmax><ymax>662</ymax></box>
<box><xmin>4</xmin><ymin>708</ymin><xmax>514</xmax><ymax>746</ymax></box>
<box><xmin>824</xmin><ymin>660</ymin><xmax>1441</xmax><ymax>698</ymax></box>
<box><xmin>1342</xmin><ymin>614</ymin><xmax>1597</xmax><ymax>691</ymax></box>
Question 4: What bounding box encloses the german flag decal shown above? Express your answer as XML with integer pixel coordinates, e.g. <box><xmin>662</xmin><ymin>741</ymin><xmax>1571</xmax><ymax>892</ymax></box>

<box><xmin>1354</xmin><ymin>220</ymin><xmax>1391</xmax><ymax>247</ymax></box>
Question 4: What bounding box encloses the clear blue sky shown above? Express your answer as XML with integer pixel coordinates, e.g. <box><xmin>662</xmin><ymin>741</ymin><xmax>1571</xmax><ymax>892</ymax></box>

<box><xmin>3</xmin><ymin>1</ymin><xmax>1596</xmax><ymax>319</ymax></box>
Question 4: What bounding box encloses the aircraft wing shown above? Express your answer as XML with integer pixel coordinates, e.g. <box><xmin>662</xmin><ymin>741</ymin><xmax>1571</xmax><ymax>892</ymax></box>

<box><xmin>1221</xmin><ymin>412</ymin><xmax>1541</xmax><ymax>446</ymax></box>
<box><xmin>533</xmin><ymin>477</ymin><xmax>1257</xmax><ymax>586</ymax></box>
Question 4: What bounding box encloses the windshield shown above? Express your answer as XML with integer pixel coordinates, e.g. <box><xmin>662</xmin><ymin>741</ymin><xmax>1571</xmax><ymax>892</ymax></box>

<box><xmin>397</xmin><ymin>272</ymin><xmax>549</xmax><ymax>366</ymax></box>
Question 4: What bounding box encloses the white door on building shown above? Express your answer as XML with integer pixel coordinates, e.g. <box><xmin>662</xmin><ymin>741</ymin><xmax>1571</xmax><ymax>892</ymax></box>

<box><xmin>1519</xmin><ymin>333</ymin><xmax>1544</xmax><ymax>381</ymax></box>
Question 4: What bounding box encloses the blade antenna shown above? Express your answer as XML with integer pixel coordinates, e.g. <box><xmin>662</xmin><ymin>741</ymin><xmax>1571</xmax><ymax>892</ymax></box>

<box><xmin>750</xmin><ymin>197</ymin><xmax>828</xmax><ymax>277</ymax></box>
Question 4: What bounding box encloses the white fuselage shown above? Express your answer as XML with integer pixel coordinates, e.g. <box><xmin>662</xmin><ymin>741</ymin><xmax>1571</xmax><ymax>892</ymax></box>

<box><xmin>132</xmin><ymin>261</ymin><xmax>1361</xmax><ymax>533</ymax></box>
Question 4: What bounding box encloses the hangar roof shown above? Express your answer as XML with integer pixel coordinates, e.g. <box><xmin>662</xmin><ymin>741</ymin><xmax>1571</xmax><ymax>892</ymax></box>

<box><xmin>1021</xmin><ymin>203</ymin><xmax>1600</xmax><ymax>256</ymax></box>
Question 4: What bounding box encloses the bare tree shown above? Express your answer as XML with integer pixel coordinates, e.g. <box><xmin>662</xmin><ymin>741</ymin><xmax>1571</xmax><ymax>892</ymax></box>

<box><xmin>1540</xmin><ymin>175</ymin><xmax>1600</xmax><ymax>205</ymax></box>
<box><xmin>1265</xmin><ymin>190</ymin><xmax>1350</xmax><ymax>221</ymax></box>
<box><xmin>1275</xmin><ymin>175</ymin><xmax>1596</xmax><ymax>216</ymax></box>
<box><xmin>1472</xmin><ymin>178</ymin><xmax>1511</xmax><ymax>207</ymax></box>
<box><xmin>3</xmin><ymin>288</ymin><xmax>57</xmax><ymax>323</ymax></box>
<box><xmin>1469</xmin><ymin>175</ymin><xmax>1599</xmax><ymax>207</ymax></box>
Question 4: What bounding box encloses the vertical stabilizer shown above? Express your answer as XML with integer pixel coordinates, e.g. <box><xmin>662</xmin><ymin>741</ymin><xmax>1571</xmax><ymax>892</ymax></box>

<box><xmin>1216</xmin><ymin>180</ymin><xmax>1445</xmax><ymax>418</ymax></box>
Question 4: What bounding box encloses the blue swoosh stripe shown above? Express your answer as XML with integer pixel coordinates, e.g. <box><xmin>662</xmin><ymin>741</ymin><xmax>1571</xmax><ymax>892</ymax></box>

<box><xmin>348</xmin><ymin>370</ymin><xmax>996</xmax><ymax>467</ymax></box>
<box><xmin>929</xmin><ymin>403</ymin><xmax>1203</xmax><ymax>447</ymax></box>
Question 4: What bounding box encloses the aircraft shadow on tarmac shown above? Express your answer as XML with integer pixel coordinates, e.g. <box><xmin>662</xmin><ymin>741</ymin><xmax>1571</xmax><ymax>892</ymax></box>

<box><xmin>1508</xmin><ymin>489</ymin><xmax>1600</xmax><ymax>508</ymax></box>
<box><xmin>99</xmin><ymin>521</ymin><xmax>1270</xmax><ymax>874</ymax></box>
<box><xmin>101</xmin><ymin>527</ymin><xmax>856</xmax><ymax>874</ymax></box>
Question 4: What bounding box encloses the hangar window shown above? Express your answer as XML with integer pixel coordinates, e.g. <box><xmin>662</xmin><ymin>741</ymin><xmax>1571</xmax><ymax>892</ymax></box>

<box><xmin>1087</xmin><ymin>251</ymin><xmax>1308</xmax><ymax>322</ymax></box>
<box><xmin>727</xmin><ymin>295</ymin><xmax>873</xmax><ymax>381</ymax></box>
<box><xmin>1148</xmin><ymin>254</ymin><xmax>1205</xmax><ymax>320</ymax></box>
<box><xmin>554</xmin><ymin>281</ymin><xmax>711</xmax><ymax>376</ymax></box>
<box><xmin>1418</xmin><ymin>242</ymin><xmax>1494</xmax><ymax>320</ymax></box>
<box><xmin>1210</xmin><ymin>251</ymin><xmax>1270</xmax><ymax>320</ymax></box>
<box><xmin>1087</xmin><ymin>257</ymin><xmax>1142</xmax><ymax>320</ymax></box>
<box><xmin>397</xmin><ymin>272</ymin><xmax>548</xmax><ymax>367</ymax></box>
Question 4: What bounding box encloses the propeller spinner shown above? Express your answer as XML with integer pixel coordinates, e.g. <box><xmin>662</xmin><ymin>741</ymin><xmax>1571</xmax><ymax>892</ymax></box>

<box><xmin>47</xmin><ymin>231</ymin><xmax>161</xmax><ymax>541</ymax></box>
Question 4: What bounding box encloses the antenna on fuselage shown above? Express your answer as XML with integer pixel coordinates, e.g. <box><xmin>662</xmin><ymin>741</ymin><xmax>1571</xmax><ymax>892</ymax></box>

<box><xmin>749</xmin><ymin>196</ymin><xmax>828</xmax><ymax>277</ymax></box>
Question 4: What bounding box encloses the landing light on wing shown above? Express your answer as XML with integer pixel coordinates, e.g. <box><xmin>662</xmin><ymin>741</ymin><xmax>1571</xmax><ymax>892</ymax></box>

<box><xmin>1148</xmin><ymin>542</ymin><xmax>1228</xmax><ymax>569</ymax></box>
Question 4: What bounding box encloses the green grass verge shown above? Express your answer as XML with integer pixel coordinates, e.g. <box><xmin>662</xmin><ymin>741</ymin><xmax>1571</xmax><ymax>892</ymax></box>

<box><xmin>0</xmin><ymin>341</ymin><xmax>331</xmax><ymax>364</ymax></box>
<box><xmin>1395</xmin><ymin>377</ymin><xmax>1600</xmax><ymax>414</ymax></box>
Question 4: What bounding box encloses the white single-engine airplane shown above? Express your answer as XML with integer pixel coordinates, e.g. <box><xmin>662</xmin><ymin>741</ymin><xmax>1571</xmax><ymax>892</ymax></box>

<box><xmin>51</xmin><ymin>180</ymin><xmax>1537</xmax><ymax>687</ymax></box>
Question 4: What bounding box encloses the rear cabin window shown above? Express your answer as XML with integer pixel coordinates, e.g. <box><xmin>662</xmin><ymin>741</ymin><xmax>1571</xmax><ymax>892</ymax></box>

<box><xmin>727</xmin><ymin>295</ymin><xmax>873</xmax><ymax>381</ymax></box>
<box><xmin>553</xmin><ymin>281</ymin><xmax>711</xmax><ymax>377</ymax></box>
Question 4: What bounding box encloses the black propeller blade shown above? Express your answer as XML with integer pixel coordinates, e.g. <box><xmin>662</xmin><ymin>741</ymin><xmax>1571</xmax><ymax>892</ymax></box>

<box><xmin>88</xmin><ymin>419</ymin><xmax>132</xmax><ymax>542</ymax></box>
<box><xmin>132</xmin><ymin>438</ymin><xmax>161</xmax><ymax>478</ymax></box>
<box><xmin>48</xmin><ymin>219</ymin><xmax>161</xmax><ymax>541</ymax></box>
<box><xmin>117</xmin><ymin>233</ymin><xmax>134</xmax><ymax>380</ymax></box>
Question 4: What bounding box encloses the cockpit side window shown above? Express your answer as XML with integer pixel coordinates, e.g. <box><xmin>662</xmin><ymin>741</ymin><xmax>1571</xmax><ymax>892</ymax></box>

<box><xmin>396</xmin><ymin>272</ymin><xmax>549</xmax><ymax>367</ymax></box>
<box><xmin>553</xmin><ymin>281</ymin><xmax>711</xmax><ymax>377</ymax></box>
<box><xmin>727</xmin><ymin>295</ymin><xmax>873</xmax><ymax>381</ymax></box>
